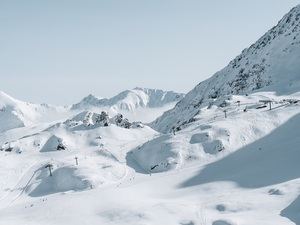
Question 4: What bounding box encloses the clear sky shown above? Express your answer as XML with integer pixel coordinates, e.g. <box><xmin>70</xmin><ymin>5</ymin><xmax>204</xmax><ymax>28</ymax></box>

<box><xmin>0</xmin><ymin>0</ymin><xmax>299</xmax><ymax>105</ymax></box>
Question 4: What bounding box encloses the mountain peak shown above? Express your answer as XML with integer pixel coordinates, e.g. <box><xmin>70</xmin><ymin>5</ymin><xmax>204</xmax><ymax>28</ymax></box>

<box><xmin>133</xmin><ymin>87</ymin><xmax>146</xmax><ymax>91</ymax></box>
<box><xmin>82</xmin><ymin>94</ymin><xmax>100</xmax><ymax>101</ymax></box>
<box><xmin>72</xmin><ymin>88</ymin><xmax>185</xmax><ymax>111</ymax></box>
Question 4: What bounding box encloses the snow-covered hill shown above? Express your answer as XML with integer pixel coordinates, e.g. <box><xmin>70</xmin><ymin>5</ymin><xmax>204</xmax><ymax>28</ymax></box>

<box><xmin>131</xmin><ymin>92</ymin><xmax>300</xmax><ymax>173</ymax></box>
<box><xmin>0</xmin><ymin>91</ymin><xmax>69</xmax><ymax>132</ymax></box>
<box><xmin>152</xmin><ymin>4</ymin><xmax>300</xmax><ymax>133</ymax></box>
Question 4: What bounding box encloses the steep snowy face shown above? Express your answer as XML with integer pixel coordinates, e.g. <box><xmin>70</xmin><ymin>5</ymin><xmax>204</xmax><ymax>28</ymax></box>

<box><xmin>71</xmin><ymin>87</ymin><xmax>184</xmax><ymax>111</ymax></box>
<box><xmin>0</xmin><ymin>91</ymin><xmax>69</xmax><ymax>132</ymax></box>
<box><xmin>152</xmin><ymin>5</ymin><xmax>300</xmax><ymax>133</ymax></box>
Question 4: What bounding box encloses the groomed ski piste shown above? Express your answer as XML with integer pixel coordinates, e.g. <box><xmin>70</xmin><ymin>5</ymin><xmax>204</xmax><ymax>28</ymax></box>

<box><xmin>0</xmin><ymin>91</ymin><xmax>300</xmax><ymax>225</ymax></box>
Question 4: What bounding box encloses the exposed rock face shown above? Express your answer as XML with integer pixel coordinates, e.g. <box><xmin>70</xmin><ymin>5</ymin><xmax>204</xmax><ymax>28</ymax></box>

<box><xmin>65</xmin><ymin>111</ymin><xmax>142</xmax><ymax>130</ymax></box>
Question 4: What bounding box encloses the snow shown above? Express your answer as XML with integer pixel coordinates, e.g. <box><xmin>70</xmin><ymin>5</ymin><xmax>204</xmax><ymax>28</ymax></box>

<box><xmin>28</xmin><ymin>166</ymin><xmax>91</xmax><ymax>197</ymax></box>
<box><xmin>0</xmin><ymin>91</ymin><xmax>71</xmax><ymax>132</ymax></box>
<box><xmin>71</xmin><ymin>87</ymin><xmax>184</xmax><ymax>123</ymax></box>
<box><xmin>40</xmin><ymin>135</ymin><xmax>66</xmax><ymax>152</ymax></box>
<box><xmin>0</xmin><ymin>87</ymin><xmax>183</xmax><ymax>134</ymax></box>
<box><xmin>282</xmin><ymin>195</ymin><xmax>300</xmax><ymax>224</ymax></box>
<box><xmin>0</xmin><ymin>91</ymin><xmax>299</xmax><ymax>225</ymax></box>
<box><xmin>72</xmin><ymin>87</ymin><xmax>184</xmax><ymax>111</ymax></box>
<box><xmin>1</xmin><ymin>4</ymin><xmax>300</xmax><ymax>225</ymax></box>
<box><xmin>131</xmin><ymin>92</ymin><xmax>300</xmax><ymax>174</ymax></box>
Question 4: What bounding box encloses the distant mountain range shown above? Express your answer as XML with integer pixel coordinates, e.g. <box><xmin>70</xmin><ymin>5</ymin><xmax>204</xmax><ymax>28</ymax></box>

<box><xmin>71</xmin><ymin>87</ymin><xmax>184</xmax><ymax>111</ymax></box>
<box><xmin>0</xmin><ymin>88</ymin><xmax>184</xmax><ymax>132</ymax></box>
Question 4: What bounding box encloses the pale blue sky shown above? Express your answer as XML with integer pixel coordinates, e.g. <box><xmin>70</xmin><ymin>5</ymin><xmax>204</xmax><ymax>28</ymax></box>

<box><xmin>0</xmin><ymin>0</ymin><xmax>299</xmax><ymax>105</ymax></box>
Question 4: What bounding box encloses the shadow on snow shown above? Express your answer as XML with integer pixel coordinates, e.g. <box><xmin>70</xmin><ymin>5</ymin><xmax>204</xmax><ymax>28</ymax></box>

<box><xmin>179</xmin><ymin>113</ymin><xmax>300</xmax><ymax>189</ymax></box>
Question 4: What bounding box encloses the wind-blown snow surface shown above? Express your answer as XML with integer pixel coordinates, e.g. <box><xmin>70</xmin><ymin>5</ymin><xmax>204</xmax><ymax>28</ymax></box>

<box><xmin>152</xmin><ymin>4</ymin><xmax>300</xmax><ymax>133</ymax></box>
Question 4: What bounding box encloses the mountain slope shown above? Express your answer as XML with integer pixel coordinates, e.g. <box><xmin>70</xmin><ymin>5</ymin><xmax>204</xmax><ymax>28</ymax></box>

<box><xmin>0</xmin><ymin>91</ymin><xmax>69</xmax><ymax>132</ymax></box>
<box><xmin>130</xmin><ymin>92</ymin><xmax>300</xmax><ymax>173</ymax></box>
<box><xmin>152</xmin><ymin>4</ymin><xmax>300</xmax><ymax>133</ymax></box>
<box><xmin>1</xmin><ymin>92</ymin><xmax>300</xmax><ymax>225</ymax></box>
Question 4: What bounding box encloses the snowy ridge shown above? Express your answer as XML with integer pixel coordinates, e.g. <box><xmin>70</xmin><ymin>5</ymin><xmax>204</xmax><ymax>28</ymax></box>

<box><xmin>71</xmin><ymin>87</ymin><xmax>184</xmax><ymax>111</ymax></box>
<box><xmin>152</xmin><ymin>4</ymin><xmax>300</xmax><ymax>133</ymax></box>
<box><xmin>0</xmin><ymin>87</ymin><xmax>184</xmax><ymax>133</ymax></box>
<box><xmin>0</xmin><ymin>91</ymin><xmax>69</xmax><ymax>132</ymax></box>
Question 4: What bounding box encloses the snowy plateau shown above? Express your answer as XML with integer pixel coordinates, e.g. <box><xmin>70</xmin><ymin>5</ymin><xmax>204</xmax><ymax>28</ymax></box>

<box><xmin>1</xmin><ymin>4</ymin><xmax>300</xmax><ymax>225</ymax></box>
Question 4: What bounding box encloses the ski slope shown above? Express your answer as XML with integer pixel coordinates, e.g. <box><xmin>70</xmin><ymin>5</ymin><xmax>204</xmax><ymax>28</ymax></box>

<box><xmin>0</xmin><ymin>92</ymin><xmax>299</xmax><ymax>225</ymax></box>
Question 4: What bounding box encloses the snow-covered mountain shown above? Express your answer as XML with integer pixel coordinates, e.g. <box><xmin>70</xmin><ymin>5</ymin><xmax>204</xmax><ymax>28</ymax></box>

<box><xmin>72</xmin><ymin>87</ymin><xmax>184</xmax><ymax>111</ymax></box>
<box><xmin>0</xmin><ymin>88</ymin><xmax>183</xmax><ymax>133</ymax></box>
<box><xmin>0</xmin><ymin>91</ymin><xmax>69</xmax><ymax>132</ymax></box>
<box><xmin>1</xmin><ymin>5</ymin><xmax>300</xmax><ymax>225</ymax></box>
<box><xmin>152</xmin><ymin>4</ymin><xmax>300</xmax><ymax>133</ymax></box>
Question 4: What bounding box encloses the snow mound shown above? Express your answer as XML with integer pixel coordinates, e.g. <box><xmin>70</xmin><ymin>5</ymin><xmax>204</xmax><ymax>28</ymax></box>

<box><xmin>152</xmin><ymin>5</ymin><xmax>300</xmax><ymax>133</ymax></box>
<box><xmin>40</xmin><ymin>135</ymin><xmax>67</xmax><ymax>152</ymax></box>
<box><xmin>128</xmin><ymin>135</ymin><xmax>179</xmax><ymax>173</ymax></box>
<box><xmin>28</xmin><ymin>166</ymin><xmax>91</xmax><ymax>197</ymax></box>
<box><xmin>190</xmin><ymin>133</ymin><xmax>209</xmax><ymax>144</ymax></box>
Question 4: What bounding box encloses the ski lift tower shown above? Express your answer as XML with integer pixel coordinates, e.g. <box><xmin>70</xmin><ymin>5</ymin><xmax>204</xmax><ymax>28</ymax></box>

<box><xmin>259</xmin><ymin>100</ymin><xmax>273</xmax><ymax>110</ymax></box>
<box><xmin>45</xmin><ymin>164</ymin><xmax>54</xmax><ymax>177</ymax></box>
